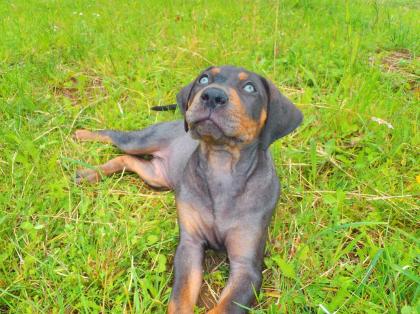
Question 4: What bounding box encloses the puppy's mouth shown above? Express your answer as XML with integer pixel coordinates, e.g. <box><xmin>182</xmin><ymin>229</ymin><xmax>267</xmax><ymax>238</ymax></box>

<box><xmin>189</xmin><ymin>115</ymin><xmax>224</xmax><ymax>139</ymax></box>
<box><xmin>191</xmin><ymin>115</ymin><xmax>222</xmax><ymax>130</ymax></box>
<box><xmin>188</xmin><ymin>114</ymin><xmax>243</xmax><ymax>144</ymax></box>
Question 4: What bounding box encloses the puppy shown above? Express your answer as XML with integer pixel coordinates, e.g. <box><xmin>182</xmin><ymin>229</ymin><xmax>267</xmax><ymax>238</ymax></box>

<box><xmin>75</xmin><ymin>66</ymin><xmax>303</xmax><ymax>313</ymax></box>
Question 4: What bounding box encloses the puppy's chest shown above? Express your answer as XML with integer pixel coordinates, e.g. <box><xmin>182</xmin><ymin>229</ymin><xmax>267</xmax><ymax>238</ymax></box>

<box><xmin>178</xmin><ymin>172</ymin><xmax>246</xmax><ymax>221</ymax></box>
<box><xmin>204</xmin><ymin>169</ymin><xmax>245</xmax><ymax>212</ymax></box>
<box><xmin>178</xmin><ymin>175</ymin><xmax>248</xmax><ymax>248</ymax></box>
<box><xmin>177</xmin><ymin>162</ymin><xmax>273</xmax><ymax>248</ymax></box>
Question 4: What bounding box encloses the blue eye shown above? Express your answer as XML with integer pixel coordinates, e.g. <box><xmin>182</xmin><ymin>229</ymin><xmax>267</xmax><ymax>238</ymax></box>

<box><xmin>243</xmin><ymin>83</ymin><xmax>256</xmax><ymax>93</ymax></box>
<box><xmin>199</xmin><ymin>75</ymin><xmax>209</xmax><ymax>84</ymax></box>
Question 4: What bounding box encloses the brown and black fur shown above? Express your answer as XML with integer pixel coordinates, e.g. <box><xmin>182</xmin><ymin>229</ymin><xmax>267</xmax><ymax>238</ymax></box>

<box><xmin>75</xmin><ymin>66</ymin><xmax>303</xmax><ymax>313</ymax></box>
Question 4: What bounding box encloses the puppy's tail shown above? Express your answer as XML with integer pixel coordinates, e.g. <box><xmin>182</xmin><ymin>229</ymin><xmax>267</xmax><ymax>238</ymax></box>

<box><xmin>151</xmin><ymin>104</ymin><xmax>177</xmax><ymax>111</ymax></box>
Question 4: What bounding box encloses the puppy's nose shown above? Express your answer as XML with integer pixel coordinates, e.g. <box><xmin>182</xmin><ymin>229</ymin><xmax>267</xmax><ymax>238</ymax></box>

<box><xmin>200</xmin><ymin>88</ymin><xmax>228</xmax><ymax>109</ymax></box>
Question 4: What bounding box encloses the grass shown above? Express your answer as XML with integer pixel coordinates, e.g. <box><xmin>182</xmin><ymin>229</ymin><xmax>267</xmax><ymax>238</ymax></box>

<box><xmin>0</xmin><ymin>0</ymin><xmax>419</xmax><ymax>313</ymax></box>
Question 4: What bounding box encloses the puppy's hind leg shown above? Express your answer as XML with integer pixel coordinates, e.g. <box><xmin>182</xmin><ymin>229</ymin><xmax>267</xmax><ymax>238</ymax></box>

<box><xmin>75</xmin><ymin>155</ymin><xmax>170</xmax><ymax>188</ymax></box>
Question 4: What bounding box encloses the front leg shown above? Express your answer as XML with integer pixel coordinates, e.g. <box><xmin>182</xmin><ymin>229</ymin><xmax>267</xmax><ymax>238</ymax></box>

<box><xmin>74</xmin><ymin>121</ymin><xmax>185</xmax><ymax>155</ymax></box>
<box><xmin>209</xmin><ymin>230</ymin><xmax>265</xmax><ymax>314</ymax></box>
<box><xmin>169</xmin><ymin>235</ymin><xmax>204</xmax><ymax>314</ymax></box>
<box><xmin>74</xmin><ymin>129</ymin><xmax>158</xmax><ymax>154</ymax></box>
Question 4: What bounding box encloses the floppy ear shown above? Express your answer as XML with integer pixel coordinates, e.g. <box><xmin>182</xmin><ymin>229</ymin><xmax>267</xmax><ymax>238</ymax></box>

<box><xmin>259</xmin><ymin>78</ymin><xmax>303</xmax><ymax>150</ymax></box>
<box><xmin>176</xmin><ymin>82</ymin><xmax>194</xmax><ymax>132</ymax></box>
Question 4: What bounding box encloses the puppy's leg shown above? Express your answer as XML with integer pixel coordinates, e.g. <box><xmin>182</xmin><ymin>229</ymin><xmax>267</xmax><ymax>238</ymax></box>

<box><xmin>74</xmin><ymin>129</ymin><xmax>113</xmax><ymax>144</ymax></box>
<box><xmin>168</xmin><ymin>236</ymin><xmax>204</xmax><ymax>314</ymax></box>
<box><xmin>74</xmin><ymin>121</ymin><xmax>184</xmax><ymax>155</ymax></box>
<box><xmin>75</xmin><ymin>155</ymin><xmax>170</xmax><ymax>188</ymax></box>
<box><xmin>208</xmin><ymin>231</ymin><xmax>265</xmax><ymax>314</ymax></box>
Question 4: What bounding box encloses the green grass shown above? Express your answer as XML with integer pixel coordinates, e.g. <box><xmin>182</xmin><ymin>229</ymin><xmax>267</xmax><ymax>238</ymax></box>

<box><xmin>0</xmin><ymin>0</ymin><xmax>419</xmax><ymax>313</ymax></box>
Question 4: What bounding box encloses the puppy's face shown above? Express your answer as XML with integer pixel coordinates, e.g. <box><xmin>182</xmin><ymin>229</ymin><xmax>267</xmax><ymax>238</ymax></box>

<box><xmin>185</xmin><ymin>66</ymin><xmax>268</xmax><ymax>145</ymax></box>
<box><xmin>177</xmin><ymin>66</ymin><xmax>303</xmax><ymax>149</ymax></box>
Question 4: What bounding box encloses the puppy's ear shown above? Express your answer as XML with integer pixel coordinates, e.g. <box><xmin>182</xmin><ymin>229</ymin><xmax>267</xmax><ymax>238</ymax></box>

<box><xmin>176</xmin><ymin>82</ymin><xmax>194</xmax><ymax>132</ymax></box>
<box><xmin>259</xmin><ymin>78</ymin><xmax>303</xmax><ymax>150</ymax></box>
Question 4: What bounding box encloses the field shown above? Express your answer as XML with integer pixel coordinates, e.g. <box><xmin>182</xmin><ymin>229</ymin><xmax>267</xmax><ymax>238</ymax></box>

<box><xmin>0</xmin><ymin>0</ymin><xmax>419</xmax><ymax>313</ymax></box>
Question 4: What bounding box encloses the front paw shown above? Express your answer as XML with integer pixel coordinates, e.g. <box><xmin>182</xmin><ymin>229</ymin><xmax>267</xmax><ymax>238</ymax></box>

<box><xmin>75</xmin><ymin>168</ymin><xmax>100</xmax><ymax>184</ymax></box>
<box><xmin>73</xmin><ymin>129</ymin><xmax>112</xmax><ymax>143</ymax></box>
<box><xmin>73</xmin><ymin>129</ymin><xmax>95</xmax><ymax>141</ymax></box>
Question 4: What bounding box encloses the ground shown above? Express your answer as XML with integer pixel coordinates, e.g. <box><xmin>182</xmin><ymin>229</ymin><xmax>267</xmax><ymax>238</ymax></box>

<box><xmin>0</xmin><ymin>0</ymin><xmax>419</xmax><ymax>313</ymax></box>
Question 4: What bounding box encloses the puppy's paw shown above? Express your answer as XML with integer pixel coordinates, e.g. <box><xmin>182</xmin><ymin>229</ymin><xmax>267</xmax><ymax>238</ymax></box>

<box><xmin>73</xmin><ymin>129</ymin><xmax>112</xmax><ymax>143</ymax></box>
<box><xmin>75</xmin><ymin>168</ymin><xmax>100</xmax><ymax>184</ymax></box>
<box><xmin>74</xmin><ymin>129</ymin><xmax>95</xmax><ymax>141</ymax></box>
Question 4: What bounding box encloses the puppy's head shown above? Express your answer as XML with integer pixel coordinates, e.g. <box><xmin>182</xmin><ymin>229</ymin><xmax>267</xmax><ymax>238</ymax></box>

<box><xmin>177</xmin><ymin>66</ymin><xmax>303</xmax><ymax>149</ymax></box>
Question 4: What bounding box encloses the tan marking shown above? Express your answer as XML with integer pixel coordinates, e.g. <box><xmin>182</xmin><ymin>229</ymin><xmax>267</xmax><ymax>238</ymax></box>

<box><xmin>75</xmin><ymin>168</ymin><xmax>100</xmax><ymax>184</ymax></box>
<box><xmin>176</xmin><ymin>201</ymin><xmax>202</xmax><ymax>236</ymax></box>
<box><xmin>201</xmin><ymin>143</ymin><xmax>241</xmax><ymax>171</ymax></box>
<box><xmin>208</xmin><ymin>287</ymin><xmax>236</xmax><ymax>313</ymax></box>
<box><xmin>216</xmin><ymin>285</ymin><xmax>233</xmax><ymax>309</ymax></box>
<box><xmin>238</xmin><ymin>72</ymin><xmax>249</xmax><ymax>80</ymax></box>
<box><xmin>74</xmin><ymin>129</ymin><xmax>112</xmax><ymax>143</ymax></box>
<box><xmin>76</xmin><ymin>155</ymin><xmax>169</xmax><ymax>188</ymax></box>
<box><xmin>167</xmin><ymin>300</ymin><xmax>176</xmax><ymax>314</ymax></box>
<box><xmin>207</xmin><ymin>307</ymin><xmax>223</xmax><ymax>314</ymax></box>
<box><xmin>229</xmin><ymin>88</ymin><xmax>242</xmax><ymax>108</ymax></box>
<box><xmin>180</xmin><ymin>268</ymin><xmax>202</xmax><ymax>309</ymax></box>
<box><xmin>168</xmin><ymin>268</ymin><xmax>202</xmax><ymax>313</ymax></box>
<box><xmin>259</xmin><ymin>108</ymin><xmax>267</xmax><ymax>126</ymax></box>
<box><xmin>186</xmin><ymin>89</ymin><xmax>205</xmax><ymax>114</ymax></box>
<box><xmin>210</xmin><ymin>67</ymin><xmax>221</xmax><ymax>75</ymax></box>
<box><xmin>100</xmin><ymin>156</ymin><xmax>137</xmax><ymax>176</ymax></box>
<box><xmin>228</xmin><ymin>89</ymin><xmax>266</xmax><ymax>144</ymax></box>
